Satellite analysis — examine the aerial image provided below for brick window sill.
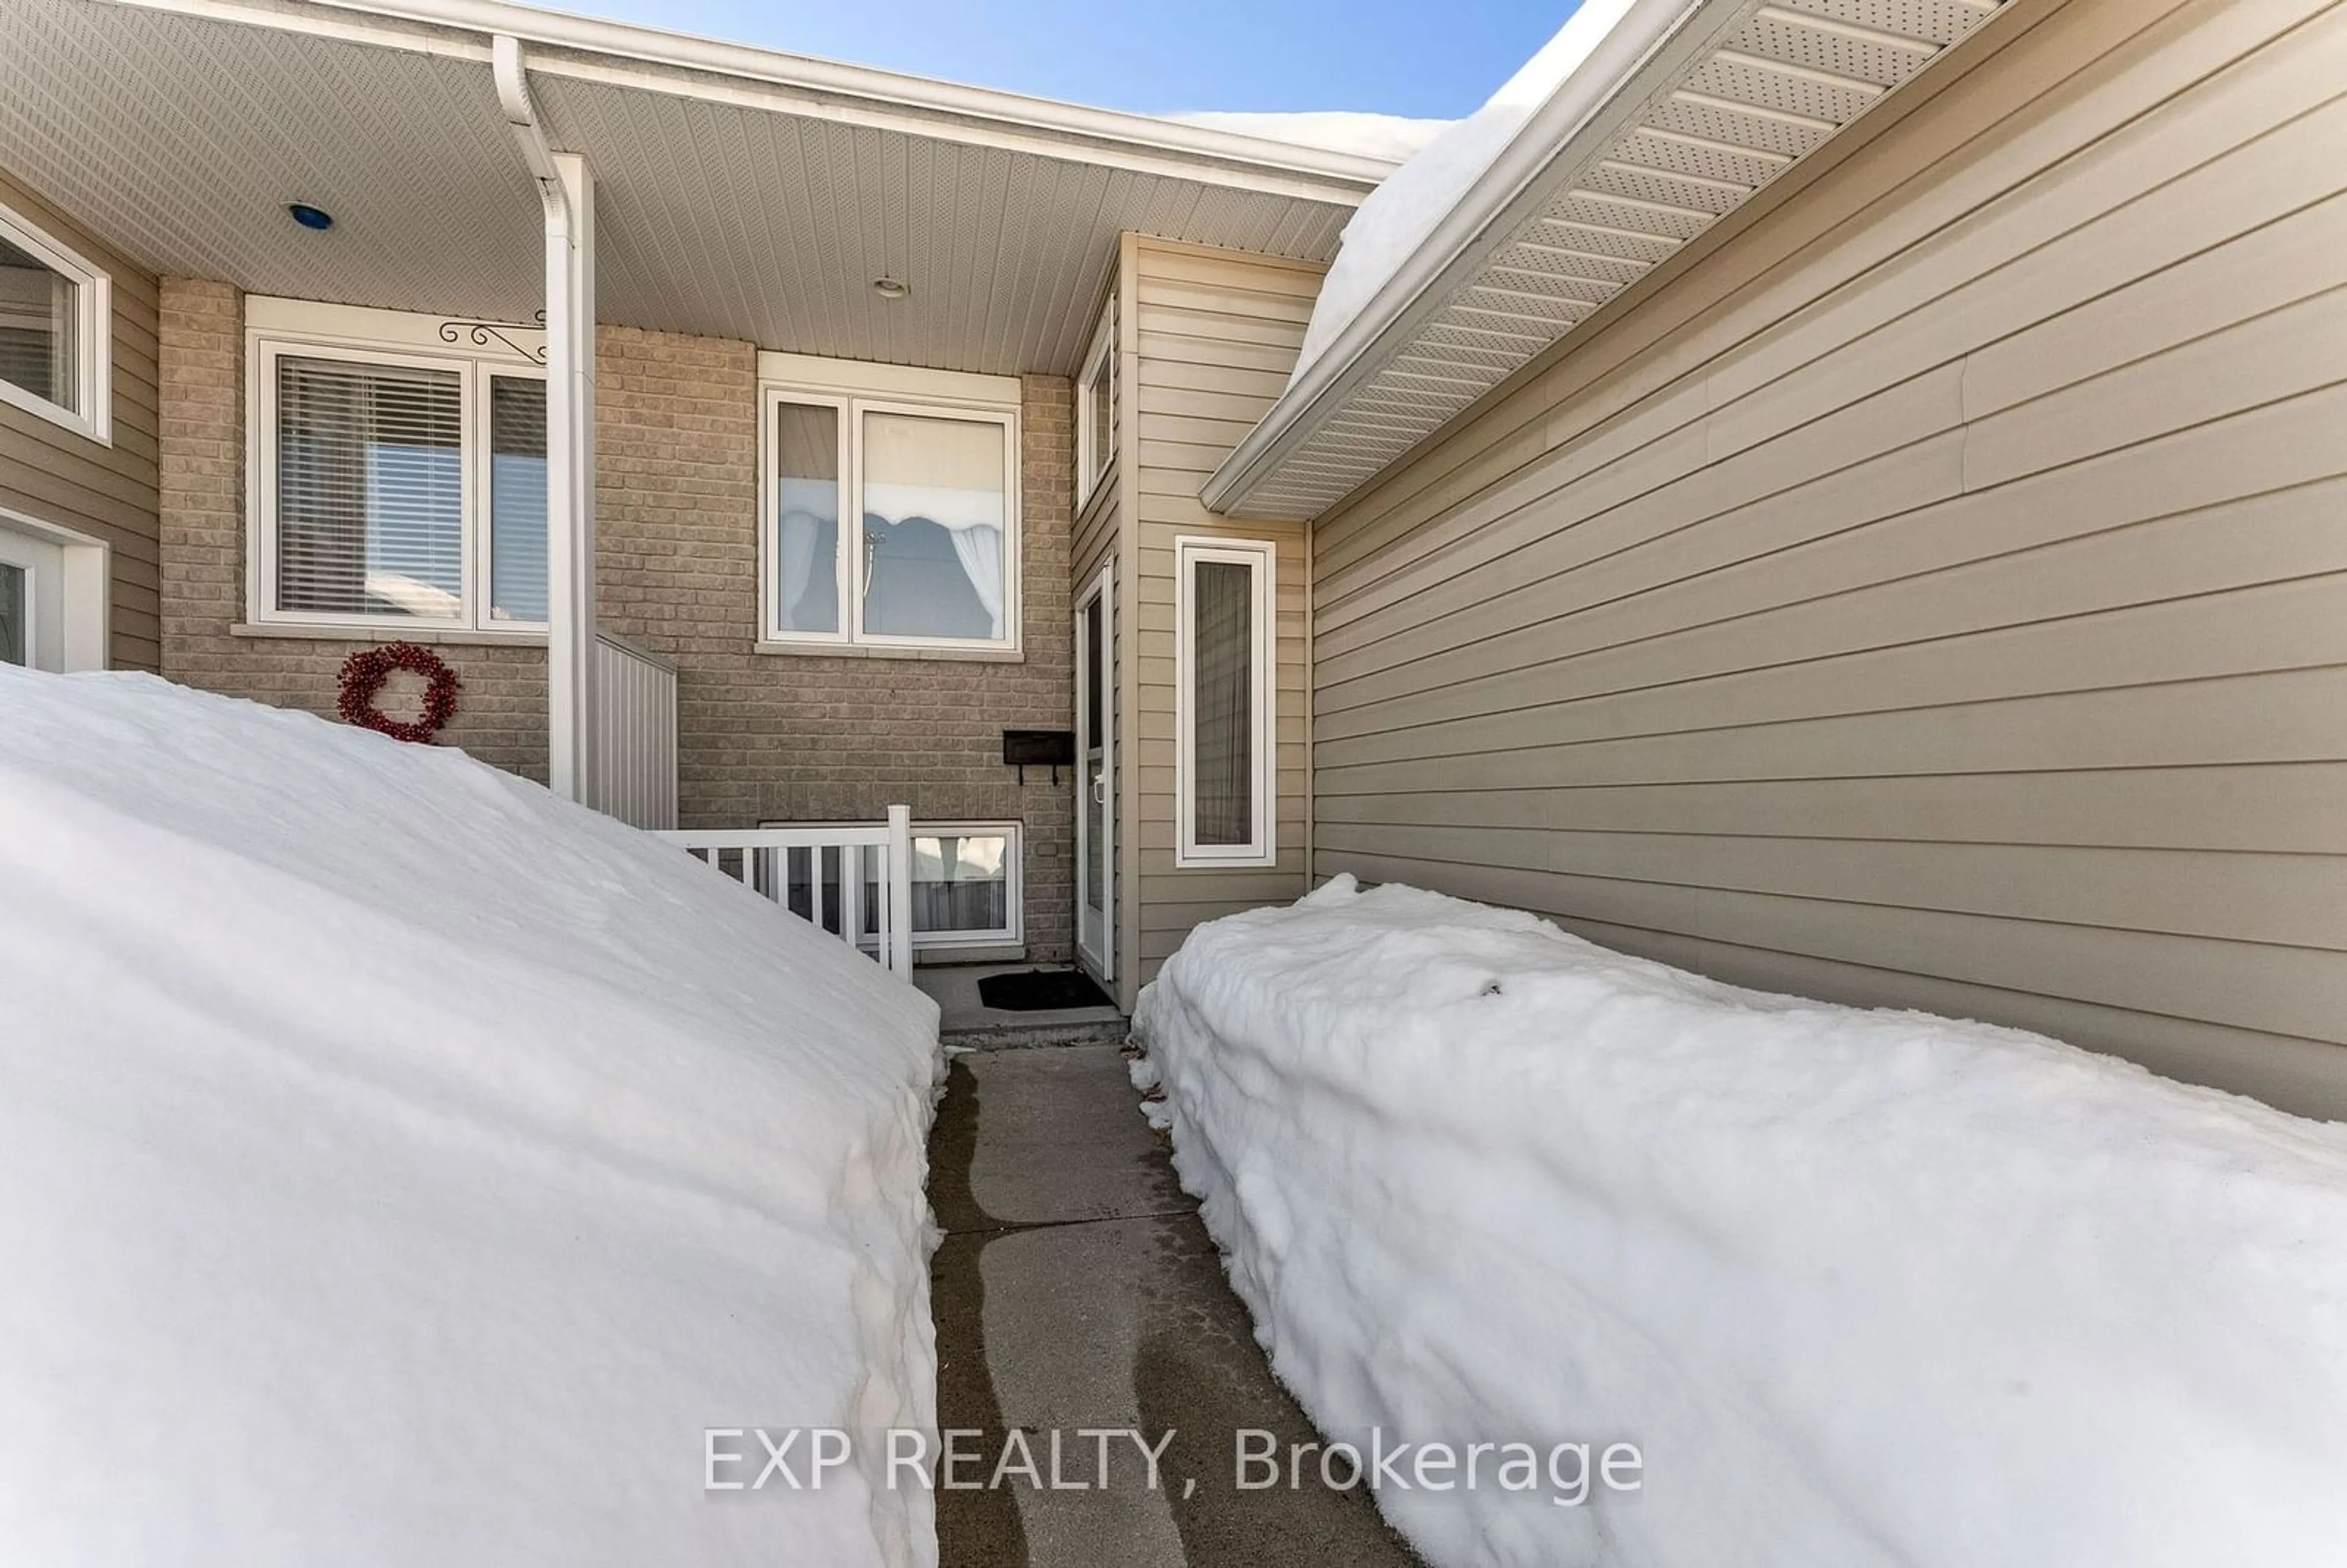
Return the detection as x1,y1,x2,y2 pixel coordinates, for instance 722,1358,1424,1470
753,639,1026,664
231,623,548,647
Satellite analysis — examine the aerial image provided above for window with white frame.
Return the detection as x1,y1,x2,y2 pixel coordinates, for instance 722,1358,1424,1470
249,304,546,632
771,820,1024,950
1076,302,1114,508
899,822,1022,948
1175,535,1275,866
762,356,1021,653
0,200,110,443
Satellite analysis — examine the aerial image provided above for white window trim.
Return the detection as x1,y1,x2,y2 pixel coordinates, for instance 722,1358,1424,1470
763,816,1024,951
0,199,111,445
245,299,548,636
1173,534,1276,868
907,819,1024,951
758,384,850,647
0,504,110,671
1075,301,1114,510
758,357,1023,655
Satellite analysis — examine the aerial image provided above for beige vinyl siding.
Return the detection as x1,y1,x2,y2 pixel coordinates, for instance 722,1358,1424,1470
1308,0,2347,1119
0,165,160,671
1121,236,1318,1008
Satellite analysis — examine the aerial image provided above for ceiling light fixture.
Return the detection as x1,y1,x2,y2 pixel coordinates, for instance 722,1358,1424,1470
872,277,909,301
287,203,335,232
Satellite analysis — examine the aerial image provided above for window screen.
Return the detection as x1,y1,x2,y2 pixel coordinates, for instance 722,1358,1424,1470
1189,557,1256,848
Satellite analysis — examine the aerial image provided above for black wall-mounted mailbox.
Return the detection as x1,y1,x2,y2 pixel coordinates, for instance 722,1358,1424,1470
1003,728,1076,783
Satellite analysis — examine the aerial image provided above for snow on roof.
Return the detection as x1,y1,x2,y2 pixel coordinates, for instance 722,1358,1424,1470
1285,0,1643,386
0,668,940,1564
1167,111,1453,165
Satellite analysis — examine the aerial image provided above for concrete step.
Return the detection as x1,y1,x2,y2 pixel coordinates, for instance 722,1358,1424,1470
918,962,1128,1053
942,1017,1130,1052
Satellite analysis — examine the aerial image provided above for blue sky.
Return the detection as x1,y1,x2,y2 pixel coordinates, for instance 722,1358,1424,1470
555,1,1567,120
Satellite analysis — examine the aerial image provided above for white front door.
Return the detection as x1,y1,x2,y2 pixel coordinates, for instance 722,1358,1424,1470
1074,562,1114,981
0,522,66,671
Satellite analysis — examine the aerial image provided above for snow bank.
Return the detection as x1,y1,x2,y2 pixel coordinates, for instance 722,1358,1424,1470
1170,111,1452,164
1133,876,2347,1568
1287,0,1641,386
0,669,942,1566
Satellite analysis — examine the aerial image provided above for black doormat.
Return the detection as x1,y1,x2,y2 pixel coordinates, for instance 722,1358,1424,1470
977,968,1115,1012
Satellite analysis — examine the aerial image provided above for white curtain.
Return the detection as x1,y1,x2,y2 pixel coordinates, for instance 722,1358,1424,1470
948,523,1007,641
862,409,1007,641
863,480,1007,640
774,477,834,632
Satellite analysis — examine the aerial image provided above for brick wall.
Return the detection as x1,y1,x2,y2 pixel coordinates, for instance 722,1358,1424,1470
159,279,551,775
158,281,1077,963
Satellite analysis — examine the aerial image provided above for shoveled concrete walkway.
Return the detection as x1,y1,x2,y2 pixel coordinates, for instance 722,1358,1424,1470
928,1044,1422,1567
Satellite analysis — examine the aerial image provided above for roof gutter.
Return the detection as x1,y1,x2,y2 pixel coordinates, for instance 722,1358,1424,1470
98,0,1400,198
1200,0,1709,517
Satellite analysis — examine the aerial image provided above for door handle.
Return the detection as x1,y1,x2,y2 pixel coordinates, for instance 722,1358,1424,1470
1092,776,1108,805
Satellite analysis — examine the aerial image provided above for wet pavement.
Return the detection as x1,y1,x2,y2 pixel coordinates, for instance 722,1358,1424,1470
927,1045,1423,1568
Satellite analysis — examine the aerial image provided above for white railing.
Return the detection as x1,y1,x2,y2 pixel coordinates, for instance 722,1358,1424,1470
660,806,916,976
593,632,677,830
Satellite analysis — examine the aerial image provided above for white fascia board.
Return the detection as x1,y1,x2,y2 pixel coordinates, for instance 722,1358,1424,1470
757,351,1020,409
90,0,1397,202
1201,0,1716,518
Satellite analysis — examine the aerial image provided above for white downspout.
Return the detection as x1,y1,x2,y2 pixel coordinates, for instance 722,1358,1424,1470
493,34,597,805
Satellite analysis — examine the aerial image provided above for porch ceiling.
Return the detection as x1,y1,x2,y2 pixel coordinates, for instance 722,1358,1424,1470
0,0,1382,376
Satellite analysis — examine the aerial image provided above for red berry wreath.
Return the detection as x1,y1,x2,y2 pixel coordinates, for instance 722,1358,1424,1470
336,641,461,744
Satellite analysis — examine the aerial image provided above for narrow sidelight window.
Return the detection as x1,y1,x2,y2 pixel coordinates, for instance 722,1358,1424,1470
1076,302,1114,507
1175,535,1274,866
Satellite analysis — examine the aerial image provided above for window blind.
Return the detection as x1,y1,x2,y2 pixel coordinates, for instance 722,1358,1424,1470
0,235,72,410
1191,557,1255,847
275,355,463,618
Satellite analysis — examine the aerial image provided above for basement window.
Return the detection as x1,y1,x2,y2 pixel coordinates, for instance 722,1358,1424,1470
762,356,1022,654
898,822,1021,948
774,820,1024,950
249,303,547,634
1175,535,1276,867
0,200,110,444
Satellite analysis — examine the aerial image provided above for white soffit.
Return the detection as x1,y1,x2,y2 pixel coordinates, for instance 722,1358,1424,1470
0,0,1385,375
1207,0,2013,521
